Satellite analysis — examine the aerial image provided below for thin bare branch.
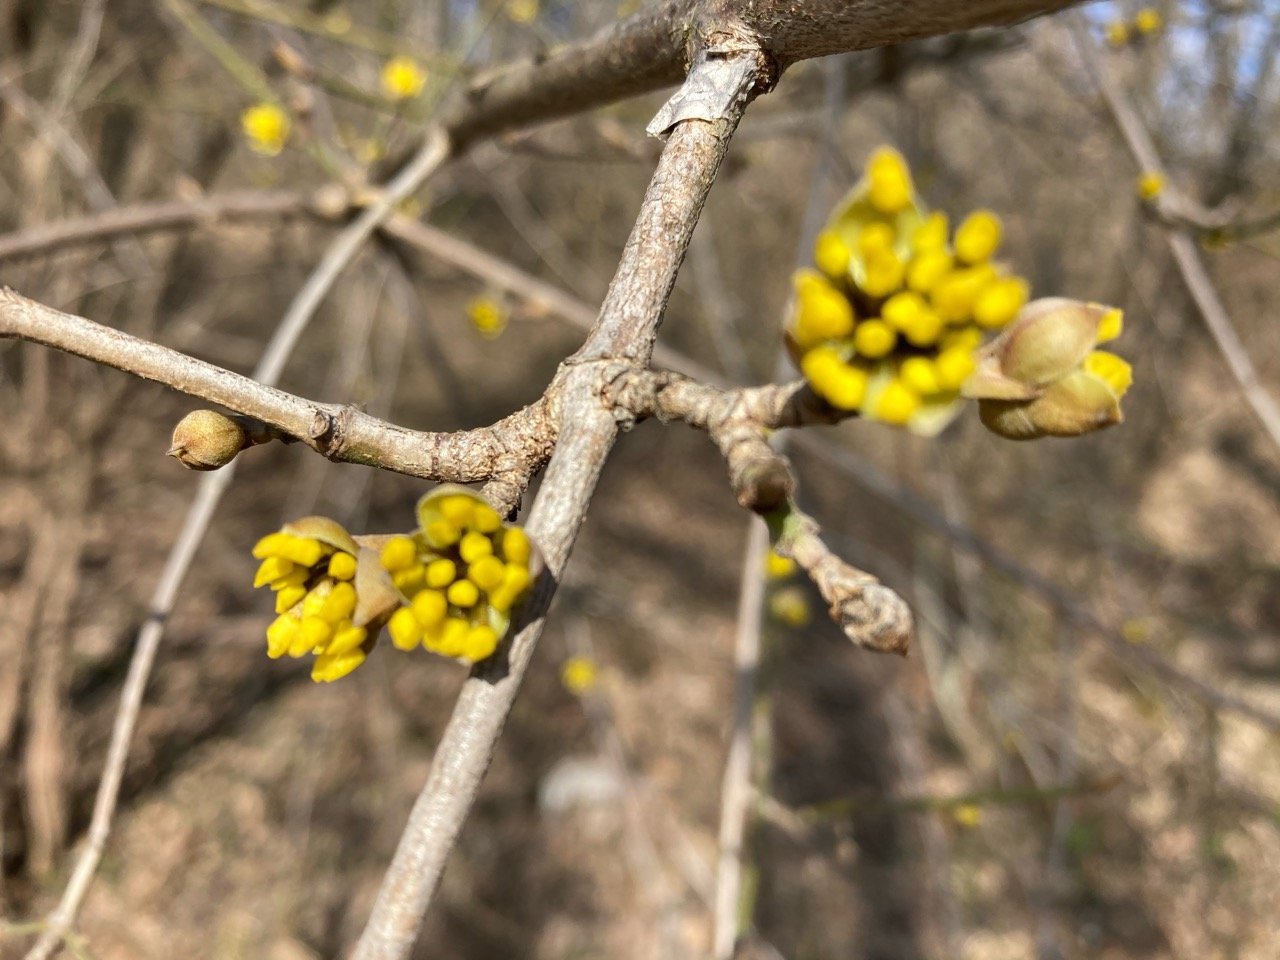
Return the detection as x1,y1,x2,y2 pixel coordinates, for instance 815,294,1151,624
1068,17,1280,454
21,131,453,960
351,52,761,960
0,290,553,484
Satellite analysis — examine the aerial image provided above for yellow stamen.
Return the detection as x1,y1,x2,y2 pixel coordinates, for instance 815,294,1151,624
425,558,457,589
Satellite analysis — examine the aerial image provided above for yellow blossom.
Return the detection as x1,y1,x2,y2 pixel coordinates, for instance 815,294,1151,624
866,147,914,214
467,296,508,339
769,586,812,628
381,55,427,101
1106,20,1130,47
252,517,397,682
764,549,797,580
241,103,290,156
561,656,598,695
1134,8,1162,35
1137,171,1165,201
952,803,982,828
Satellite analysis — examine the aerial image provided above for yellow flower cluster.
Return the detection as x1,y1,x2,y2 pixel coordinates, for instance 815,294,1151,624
380,486,534,663
241,103,289,157
253,517,378,683
1108,8,1162,47
381,55,426,101
789,147,1030,435
763,548,811,628
467,296,508,339
1136,171,1165,201
251,489,536,683
560,656,598,695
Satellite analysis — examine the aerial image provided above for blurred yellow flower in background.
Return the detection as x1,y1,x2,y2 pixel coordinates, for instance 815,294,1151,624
561,656,599,695
381,55,427,101
241,103,289,156
468,296,509,339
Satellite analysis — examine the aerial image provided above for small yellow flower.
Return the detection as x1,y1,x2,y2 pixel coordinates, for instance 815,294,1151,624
1134,8,1162,35
952,803,982,828
1137,171,1165,201
801,347,869,411
814,229,851,280
561,656,598,695
506,0,539,23
853,319,897,359
875,378,922,425
768,586,812,628
953,210,1002,265
467,296,509,339
381,55,427,101
241,103,290,156
866,147,914,215
764,549,797,581
1106,20,1130,47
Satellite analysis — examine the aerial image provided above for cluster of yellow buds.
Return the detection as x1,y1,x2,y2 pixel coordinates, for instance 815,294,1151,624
764,548,811,628
379,486,534,664
789,147,1031,435
1107,7,1162,47
251,488,537,683
253,517,397,683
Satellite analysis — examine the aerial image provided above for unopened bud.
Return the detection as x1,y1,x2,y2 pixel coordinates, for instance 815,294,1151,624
978,369,1123,441
168,409,246,470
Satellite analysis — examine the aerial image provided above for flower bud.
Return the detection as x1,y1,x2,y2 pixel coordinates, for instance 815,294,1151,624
979,368,1123,440
168,410,247,470
969,298,1110,392
964,298,1132,441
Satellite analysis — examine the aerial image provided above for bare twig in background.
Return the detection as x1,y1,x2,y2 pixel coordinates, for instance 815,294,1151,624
20,131,451,960
711,517,770,959
1069,17,1280,454
0,75,150,278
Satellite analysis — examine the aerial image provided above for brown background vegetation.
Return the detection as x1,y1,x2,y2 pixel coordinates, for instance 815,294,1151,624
1,1,1278,958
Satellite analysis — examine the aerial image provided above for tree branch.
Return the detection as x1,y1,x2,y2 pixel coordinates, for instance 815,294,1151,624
1068,16,1280,455
0,289,555,485
350,51,761,960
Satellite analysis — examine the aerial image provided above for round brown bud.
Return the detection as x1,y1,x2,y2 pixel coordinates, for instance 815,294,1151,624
168,410,247,470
